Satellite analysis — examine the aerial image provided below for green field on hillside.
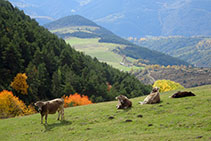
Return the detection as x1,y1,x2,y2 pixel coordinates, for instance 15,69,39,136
66,37,142,71
51,26,100,34
1,85,211,140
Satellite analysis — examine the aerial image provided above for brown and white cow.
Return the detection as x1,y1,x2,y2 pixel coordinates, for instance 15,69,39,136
34,98,64,124
139,87,160,105
170,91,196,98
116,95,132,109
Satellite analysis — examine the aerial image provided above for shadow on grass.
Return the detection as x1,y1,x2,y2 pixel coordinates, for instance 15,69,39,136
44,120,72,132
123,107,132,112
116,107,132,113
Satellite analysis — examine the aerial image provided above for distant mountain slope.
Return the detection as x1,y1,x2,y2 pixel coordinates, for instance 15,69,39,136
132,36,211,67
45,15,99,30
132,67,211,88
44,15,133,45
10,0,211,37
114,45,189,66
44,15,189,67
0,0,152,104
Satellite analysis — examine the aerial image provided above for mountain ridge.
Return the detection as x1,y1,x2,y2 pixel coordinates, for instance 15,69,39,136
10,0,211,37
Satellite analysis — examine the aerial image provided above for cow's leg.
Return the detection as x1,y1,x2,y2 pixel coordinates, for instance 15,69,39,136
116,104,122,109
45,114,48,124
41,115,43,124
61,108,64,120
57,110,60,120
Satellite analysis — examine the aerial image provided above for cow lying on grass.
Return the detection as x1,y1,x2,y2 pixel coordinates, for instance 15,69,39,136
170,91,196,98
139,87,160,105
34,98,64,124
116,95,132,109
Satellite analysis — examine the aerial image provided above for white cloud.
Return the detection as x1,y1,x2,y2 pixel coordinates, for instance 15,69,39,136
71,9,76,13
79,0,92,6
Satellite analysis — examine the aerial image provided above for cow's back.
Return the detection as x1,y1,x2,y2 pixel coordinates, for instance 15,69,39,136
143,92,160,104
47,99,64,114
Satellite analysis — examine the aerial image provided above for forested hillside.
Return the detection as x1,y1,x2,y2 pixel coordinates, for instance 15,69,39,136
113,46,189,66
131,36,211,67
0,0,151,104
44,15,189,67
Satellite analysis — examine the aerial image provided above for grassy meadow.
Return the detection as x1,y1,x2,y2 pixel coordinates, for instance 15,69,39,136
0,85,211,141
66,37,142,71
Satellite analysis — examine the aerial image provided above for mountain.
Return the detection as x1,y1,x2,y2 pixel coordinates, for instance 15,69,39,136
0,0,152,104
10,0,211,37
44,15,189,67
44,15,133,45
130,36,211,67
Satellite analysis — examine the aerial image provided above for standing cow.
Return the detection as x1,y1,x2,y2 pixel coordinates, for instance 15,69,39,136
34,98,64,124
139,87,160,105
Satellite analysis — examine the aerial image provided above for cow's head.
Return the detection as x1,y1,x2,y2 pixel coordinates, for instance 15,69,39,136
34,101,45,112
188,91,195,96
116,95,128,104
152,87,159,93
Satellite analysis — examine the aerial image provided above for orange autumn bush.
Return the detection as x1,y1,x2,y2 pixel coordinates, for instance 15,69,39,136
0,90,36,118
64,93,92,107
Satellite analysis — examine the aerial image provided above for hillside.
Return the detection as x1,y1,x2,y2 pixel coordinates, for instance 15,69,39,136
44,15,133,45
0,0,151,104
131,36,211,67
0,85,210,140
44,15,189,67
132,67,211,88
10,0,211,37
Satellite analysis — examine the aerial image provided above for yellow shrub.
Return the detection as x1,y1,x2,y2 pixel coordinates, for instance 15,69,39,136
153,80,184,93
0,90,36,118
10,73,29,95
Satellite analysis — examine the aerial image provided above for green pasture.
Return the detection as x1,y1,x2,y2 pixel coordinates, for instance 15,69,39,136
51,26,100,34
0,85,211,140
66,37,142,71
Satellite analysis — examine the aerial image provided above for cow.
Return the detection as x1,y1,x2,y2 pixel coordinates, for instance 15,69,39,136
34,98,64,124
139,87,160,105
116,95,132,109
170,91,196,98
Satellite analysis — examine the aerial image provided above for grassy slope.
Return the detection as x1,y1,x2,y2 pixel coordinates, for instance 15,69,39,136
66,37,142,71
0,85,211,141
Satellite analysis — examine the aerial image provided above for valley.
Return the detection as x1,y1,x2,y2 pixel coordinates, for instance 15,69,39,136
45,15,190,71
